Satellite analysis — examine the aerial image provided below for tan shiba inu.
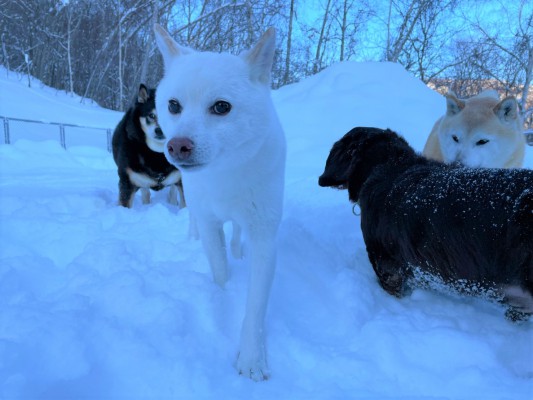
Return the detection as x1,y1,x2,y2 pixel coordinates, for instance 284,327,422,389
423,90,525,168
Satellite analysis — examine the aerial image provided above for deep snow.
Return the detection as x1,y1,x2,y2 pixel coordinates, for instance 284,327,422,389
0,63,532,399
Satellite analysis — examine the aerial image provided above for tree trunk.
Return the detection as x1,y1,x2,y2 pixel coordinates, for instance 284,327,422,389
283,0,295,84
118,8,123,111
139,0,159,86
520,44,532,111
315,0,332,73
340,0,348,61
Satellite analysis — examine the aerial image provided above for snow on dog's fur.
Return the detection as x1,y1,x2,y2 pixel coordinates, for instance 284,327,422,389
154,25,285,380
319,127,533,320
423,90,525,168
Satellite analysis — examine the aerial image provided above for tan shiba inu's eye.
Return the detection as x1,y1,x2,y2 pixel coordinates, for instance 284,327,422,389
168,99,182,115
211,101,231,115
452,135,459,143
476,139,489,146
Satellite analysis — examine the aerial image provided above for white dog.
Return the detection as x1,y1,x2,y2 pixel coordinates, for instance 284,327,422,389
154,25,286,381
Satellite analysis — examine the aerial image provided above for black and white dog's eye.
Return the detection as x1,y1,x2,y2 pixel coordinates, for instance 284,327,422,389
476,139,489,146
452,135,459,143
168,99,182,115
211,101,231,115
148,113,156,120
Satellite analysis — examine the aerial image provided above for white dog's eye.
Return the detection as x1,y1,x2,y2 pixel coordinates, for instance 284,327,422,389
168,99,182,115
211,101,231,116
476,139,489,146
452,135,459,143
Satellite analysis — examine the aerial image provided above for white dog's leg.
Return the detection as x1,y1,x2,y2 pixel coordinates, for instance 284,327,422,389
197,220,229,287
177,183,186,209
167,184,178,206
230,222,243,259
236,231,277,381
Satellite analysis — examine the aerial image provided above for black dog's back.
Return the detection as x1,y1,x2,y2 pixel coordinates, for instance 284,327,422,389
372,165,532,287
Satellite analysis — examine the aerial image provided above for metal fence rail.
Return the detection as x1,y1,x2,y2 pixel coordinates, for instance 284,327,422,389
2,115,533,151
1,115,114,152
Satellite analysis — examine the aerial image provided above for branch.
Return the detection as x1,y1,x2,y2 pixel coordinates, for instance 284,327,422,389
173,3,246,37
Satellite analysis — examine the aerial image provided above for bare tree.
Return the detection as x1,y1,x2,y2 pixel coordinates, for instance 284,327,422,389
398,0,459,83
314,0,333,73
139,0,160,86
457,0,532,118
334,0,371,63
283,0,295,84
55,1,84,96
386,0,431,62
3,0,528,117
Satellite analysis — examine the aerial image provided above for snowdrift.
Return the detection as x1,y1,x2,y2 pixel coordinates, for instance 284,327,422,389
0,63,532,399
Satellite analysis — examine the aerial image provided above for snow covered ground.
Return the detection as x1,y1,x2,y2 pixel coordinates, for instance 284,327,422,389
0,63,532,399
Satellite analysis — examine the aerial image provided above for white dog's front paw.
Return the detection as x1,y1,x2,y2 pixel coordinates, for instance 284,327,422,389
236,353,270,381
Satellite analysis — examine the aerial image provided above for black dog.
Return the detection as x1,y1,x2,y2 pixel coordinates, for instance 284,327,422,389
112,84,185,208
319,127,533,320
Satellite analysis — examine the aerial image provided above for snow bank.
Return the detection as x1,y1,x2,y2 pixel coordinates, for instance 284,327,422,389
0,62,532,399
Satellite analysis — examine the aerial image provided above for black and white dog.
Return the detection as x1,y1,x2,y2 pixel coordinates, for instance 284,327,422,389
112,84,185,208
319,127,533,320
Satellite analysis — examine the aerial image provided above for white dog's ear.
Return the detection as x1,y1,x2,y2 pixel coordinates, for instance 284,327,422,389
154,24,192,66
445,93,465,116
494,97,518,122
242,28,276,85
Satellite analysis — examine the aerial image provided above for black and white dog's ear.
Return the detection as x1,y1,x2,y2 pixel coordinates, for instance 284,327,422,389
137,84,149,104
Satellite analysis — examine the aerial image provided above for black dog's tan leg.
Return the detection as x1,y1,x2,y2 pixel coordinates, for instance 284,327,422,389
141,188,151,204
118,176,138,208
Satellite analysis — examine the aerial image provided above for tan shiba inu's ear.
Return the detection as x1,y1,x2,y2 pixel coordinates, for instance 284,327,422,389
154,24,187,66
242,28,276,85
445,93,465,116
494,97,518,123
446,89,457,97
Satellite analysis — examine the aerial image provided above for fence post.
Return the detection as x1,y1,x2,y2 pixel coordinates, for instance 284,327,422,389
59,124,66,149
3,117,9,144
107,129,113,153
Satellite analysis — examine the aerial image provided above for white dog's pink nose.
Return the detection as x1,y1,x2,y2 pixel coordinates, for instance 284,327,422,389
167,137,194,161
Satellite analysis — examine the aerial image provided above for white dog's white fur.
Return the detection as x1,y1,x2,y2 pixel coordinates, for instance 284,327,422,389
154,25,286,381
